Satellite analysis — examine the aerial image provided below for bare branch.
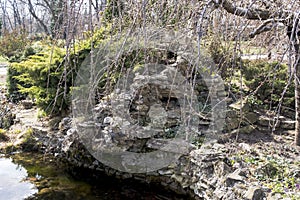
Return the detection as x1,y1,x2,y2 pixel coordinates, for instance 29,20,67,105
27,0,50,34
213,0,285,20
249,19,285,38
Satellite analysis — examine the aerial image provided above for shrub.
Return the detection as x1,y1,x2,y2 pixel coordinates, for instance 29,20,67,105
8,44,67,115
242,60,294,107
7,26,109,115
0,29,30,59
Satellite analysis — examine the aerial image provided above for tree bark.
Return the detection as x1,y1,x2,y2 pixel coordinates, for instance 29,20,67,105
294,40,300,146
287,17,300,146
295,57,300,146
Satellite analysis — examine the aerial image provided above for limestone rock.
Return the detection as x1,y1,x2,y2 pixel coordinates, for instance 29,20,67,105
267,193,283,200
229,98,250,112
257,116,280,128
226,169,245,186
214,189,226,199
225,115,240,131
244,187,265,200
280,120,295,130
245,112,259,124
238,143,251,152
230,125,256,135
103,116,113,124
21,100,33,109
58,117,72,132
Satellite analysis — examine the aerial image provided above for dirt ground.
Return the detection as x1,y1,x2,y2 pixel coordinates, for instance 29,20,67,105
0,65,7,84
0,74,6,83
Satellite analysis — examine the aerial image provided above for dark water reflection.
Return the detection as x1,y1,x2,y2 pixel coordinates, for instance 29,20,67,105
0,153,187,200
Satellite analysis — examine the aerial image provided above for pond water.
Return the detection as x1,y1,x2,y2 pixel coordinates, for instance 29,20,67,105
0,153,186,200
0,156,37,199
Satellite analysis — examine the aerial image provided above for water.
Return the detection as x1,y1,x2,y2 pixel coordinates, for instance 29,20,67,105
0,156,37,199
0,153,186,200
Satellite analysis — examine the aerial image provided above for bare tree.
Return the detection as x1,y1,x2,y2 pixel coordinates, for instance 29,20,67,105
211,0,300,145
26,0,50,34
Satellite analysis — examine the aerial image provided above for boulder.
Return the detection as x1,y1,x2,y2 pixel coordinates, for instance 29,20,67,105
21,100,33,109
244,187,266,200
280,120,295,130
245,112,259,124
226,169,245,187
229,98,250,112
257,115,278,127
230,125,256,135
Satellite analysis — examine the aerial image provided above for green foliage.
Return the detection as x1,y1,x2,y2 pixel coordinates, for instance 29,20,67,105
246,94,263,107
7,26,109,115
9,44,69,115
37,109,47,119
79,24,111,49
23,127,33,141
7,42,46,102
7,64,26,101
256,158,299,198
242,60,294,107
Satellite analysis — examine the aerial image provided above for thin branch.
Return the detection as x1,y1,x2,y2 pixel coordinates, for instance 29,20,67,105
249,19,285,38
213,0,288,20
27,0,50,34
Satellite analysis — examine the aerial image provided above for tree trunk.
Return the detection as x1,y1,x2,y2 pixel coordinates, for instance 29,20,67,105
295,44,300,146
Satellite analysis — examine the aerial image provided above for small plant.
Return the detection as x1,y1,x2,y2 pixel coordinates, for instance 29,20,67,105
12,129,21,135
23,128,34,142
247,94,263,107
37,109,47,119
0,128,8,141
232,153,300,199
19,127,39,152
